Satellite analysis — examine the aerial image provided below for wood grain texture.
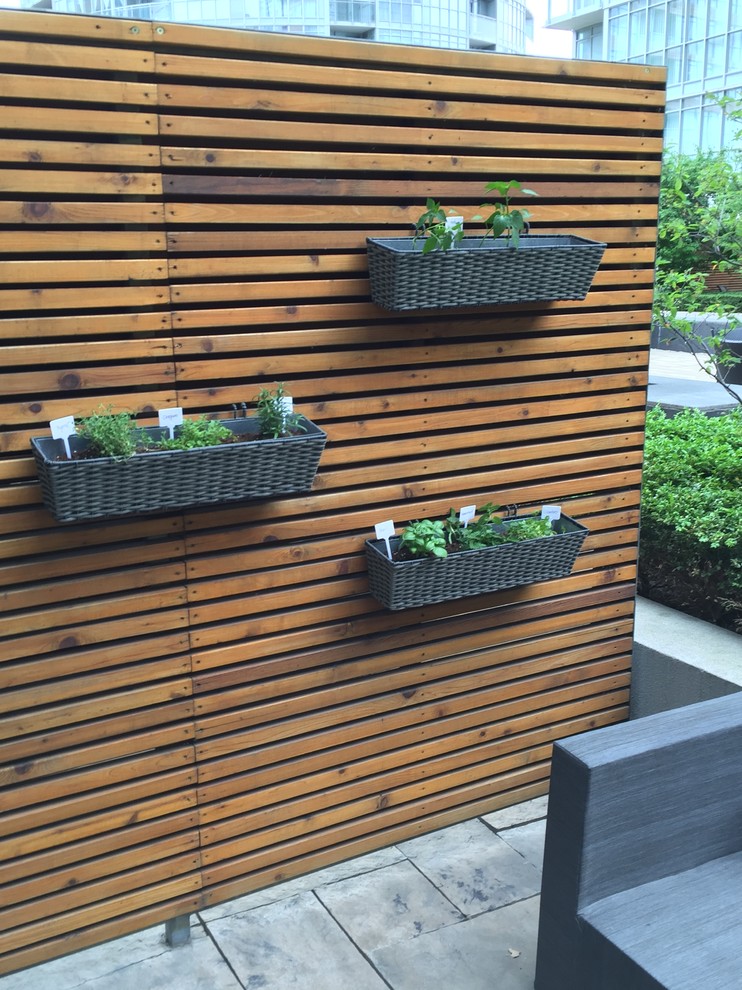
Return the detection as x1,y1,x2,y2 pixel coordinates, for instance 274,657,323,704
0,7,662,975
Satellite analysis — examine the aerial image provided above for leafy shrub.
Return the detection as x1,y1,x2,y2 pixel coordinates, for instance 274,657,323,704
639,407,742,631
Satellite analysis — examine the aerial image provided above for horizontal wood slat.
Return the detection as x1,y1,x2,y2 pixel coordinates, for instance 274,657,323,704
0,6,662,976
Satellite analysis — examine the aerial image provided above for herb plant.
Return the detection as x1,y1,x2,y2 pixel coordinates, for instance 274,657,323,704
400,519,448,558
411,180,538,253
399,504,554,559
413,199,465,254
158,416,232,450
476,180,538,248
256,382,306,439
77,407,141,459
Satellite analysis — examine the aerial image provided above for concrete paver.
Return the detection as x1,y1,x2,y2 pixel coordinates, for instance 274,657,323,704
205,891,389,990
398,818,542,917
369,895,540,990
315,859,465,951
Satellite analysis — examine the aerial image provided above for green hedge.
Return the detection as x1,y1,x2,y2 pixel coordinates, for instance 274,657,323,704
638,407,742,633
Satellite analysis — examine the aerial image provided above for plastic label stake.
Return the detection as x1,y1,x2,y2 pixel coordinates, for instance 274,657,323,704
541,505,562,522
159,407,183,440
50,415,76,459
375,519,395,560
459,504,476,528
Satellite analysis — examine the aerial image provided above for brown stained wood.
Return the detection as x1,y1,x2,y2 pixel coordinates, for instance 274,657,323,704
152,17,664,86
0,655,192,717
0,769,198,850
157,115,662,154
200,743,549,860
0,679,193,740
0,587,187,639
0,38,155,74
0,260,167,288
0,721,194,788
2,362,174,394
0,805,198,888
193,623,633,728
162,146,661,177
0,851,201,933
1,73,155,106
173,311,649,354
0,831,199,911
0,202,164,225
0,231,166,256
173,331,647,379
0,105,158,136
0,389,179,434
0,893,203,979
1,746,195,814
0,699,196,766
189,579,637,679
166,225,656,253
199,778,553,907
0,140,160,170
0,561,186,615
0,874,201,957
163,202,656,227
154,52,665,108
199,684,628,843
0,170,161,196
198,689,629,806
1,339,173,369
200,761,553,886
0,12,661,974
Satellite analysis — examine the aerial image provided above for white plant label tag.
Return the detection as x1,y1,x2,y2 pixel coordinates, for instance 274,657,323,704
159,407,183,439
446,215,464,232
541,505,562,522
280,396,294,414
459,504,476,528
375,519,395,560
50,415,76,459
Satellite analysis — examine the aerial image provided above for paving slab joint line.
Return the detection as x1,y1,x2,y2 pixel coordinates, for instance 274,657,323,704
309,890,396,990
197,914,248,990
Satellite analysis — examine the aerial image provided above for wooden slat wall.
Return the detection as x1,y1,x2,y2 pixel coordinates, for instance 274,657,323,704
0,9,665,975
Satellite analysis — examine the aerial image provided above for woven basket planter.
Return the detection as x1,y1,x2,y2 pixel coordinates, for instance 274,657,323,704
31,416,327,523
365,513,588,610
366,235,606,311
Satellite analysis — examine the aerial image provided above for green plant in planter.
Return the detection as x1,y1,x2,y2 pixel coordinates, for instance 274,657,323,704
401,505,554,559
411,180,538,253
158,416,232,450
400,518,449,558
477,180,538,248
256,382,307,439
413,199,465,254
77,407,142,459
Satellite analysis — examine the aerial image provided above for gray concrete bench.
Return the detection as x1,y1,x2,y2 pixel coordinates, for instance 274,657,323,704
534,690,742,990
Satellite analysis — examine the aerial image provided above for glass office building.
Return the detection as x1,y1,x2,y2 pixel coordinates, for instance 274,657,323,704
547,0,742,150
24,0,529,53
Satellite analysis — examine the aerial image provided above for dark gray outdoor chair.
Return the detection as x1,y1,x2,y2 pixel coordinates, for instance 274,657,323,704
534,690,742,990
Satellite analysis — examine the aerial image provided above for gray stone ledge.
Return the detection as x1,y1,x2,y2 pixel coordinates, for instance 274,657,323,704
631,596,742,719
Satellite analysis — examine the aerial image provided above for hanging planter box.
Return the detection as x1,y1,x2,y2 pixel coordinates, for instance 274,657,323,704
365,513,588,610
366,235,606,311
31,416,327,523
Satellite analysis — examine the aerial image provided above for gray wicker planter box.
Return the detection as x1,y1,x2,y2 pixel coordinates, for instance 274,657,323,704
31,416,326,523
365,513,588,610
366,235,606,311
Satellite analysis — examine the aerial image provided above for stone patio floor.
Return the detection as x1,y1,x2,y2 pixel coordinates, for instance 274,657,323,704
0,797,548,990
